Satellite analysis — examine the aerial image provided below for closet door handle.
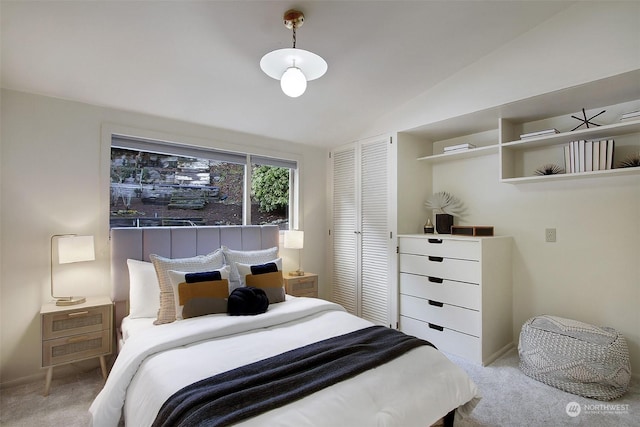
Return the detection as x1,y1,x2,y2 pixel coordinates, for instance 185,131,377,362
427,239,443,244
428,323,444,331
428,256,444,262
428,276,443,284
428,300,444,307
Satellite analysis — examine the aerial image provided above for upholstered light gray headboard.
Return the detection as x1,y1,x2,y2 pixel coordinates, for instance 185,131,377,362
110,225,280,325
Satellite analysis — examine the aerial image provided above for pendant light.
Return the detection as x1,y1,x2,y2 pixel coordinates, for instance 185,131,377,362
260,10,327,98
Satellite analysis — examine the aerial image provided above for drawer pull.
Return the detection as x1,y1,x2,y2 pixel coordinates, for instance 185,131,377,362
428,256,444,262
428,300,444,307
66,335,90,343
428,323,444,331
427,239,443,244
67,311,90,317
428,276,443,284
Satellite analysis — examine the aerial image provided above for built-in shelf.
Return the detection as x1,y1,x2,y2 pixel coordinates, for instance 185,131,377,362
500,115,640,182
417,144,498,163
404,70,640,184
501,119,640,150
501,165,640,184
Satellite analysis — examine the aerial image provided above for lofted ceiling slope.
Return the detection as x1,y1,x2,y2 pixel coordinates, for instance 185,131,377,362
1,1,574,147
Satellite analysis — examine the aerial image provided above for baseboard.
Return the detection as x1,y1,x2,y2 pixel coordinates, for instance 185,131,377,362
483,342,515,366
0,359,102,390
0,372,45,390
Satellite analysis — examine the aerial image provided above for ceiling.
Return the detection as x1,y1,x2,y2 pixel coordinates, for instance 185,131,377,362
1,1,574,148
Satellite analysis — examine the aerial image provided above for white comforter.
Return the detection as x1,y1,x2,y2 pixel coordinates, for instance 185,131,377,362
90,298,480,427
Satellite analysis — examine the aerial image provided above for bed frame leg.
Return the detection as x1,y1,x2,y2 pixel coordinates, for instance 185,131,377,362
443,409,455,427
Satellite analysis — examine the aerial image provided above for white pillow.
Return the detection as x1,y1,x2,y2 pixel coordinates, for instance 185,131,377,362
167,266,230,320
221,246,279,291
150,250,225,324
127,259,160,319
236,258,283,288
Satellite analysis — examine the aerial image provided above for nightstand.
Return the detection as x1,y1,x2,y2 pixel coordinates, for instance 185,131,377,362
40,296,113,395
283,273,318,298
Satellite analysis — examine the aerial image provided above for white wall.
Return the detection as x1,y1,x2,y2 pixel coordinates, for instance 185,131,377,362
0,90,327,385
433,155,640,373
369,1,640,136
362,2,640,372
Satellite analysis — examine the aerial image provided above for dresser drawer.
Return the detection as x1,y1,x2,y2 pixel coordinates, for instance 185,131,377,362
42,305,111,340
399,237,480,260
399,272,480,310
42,329,111,367
400,294,480,337
400,316,481,362
399,254,480,283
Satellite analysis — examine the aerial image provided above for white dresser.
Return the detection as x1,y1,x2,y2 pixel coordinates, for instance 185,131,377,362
398,234,512,365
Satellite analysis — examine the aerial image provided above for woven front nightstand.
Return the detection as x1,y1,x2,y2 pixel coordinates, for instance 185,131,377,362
40,296,113,395
283,273,318,298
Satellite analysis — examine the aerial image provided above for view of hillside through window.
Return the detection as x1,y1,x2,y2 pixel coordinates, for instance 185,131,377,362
110,148,289,228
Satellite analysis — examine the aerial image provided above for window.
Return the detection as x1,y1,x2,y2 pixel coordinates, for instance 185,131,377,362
250,156,296,228
110,136,296,229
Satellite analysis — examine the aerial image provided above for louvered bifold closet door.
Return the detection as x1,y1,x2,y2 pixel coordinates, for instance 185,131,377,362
360,138,390,326
331,147,358,315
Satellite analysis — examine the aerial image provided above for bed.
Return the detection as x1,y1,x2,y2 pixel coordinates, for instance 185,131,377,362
89,225,480,427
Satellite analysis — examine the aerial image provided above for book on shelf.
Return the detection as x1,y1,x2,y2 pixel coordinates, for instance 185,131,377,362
606,139,615,170
520,128,559,139
592,140,600,171
565,139,615,173
569,142,576,173
564,145,571,174
620,110,640,120
599,140,607,170
577,140,585,172
585,140,593,172
443,143,476,152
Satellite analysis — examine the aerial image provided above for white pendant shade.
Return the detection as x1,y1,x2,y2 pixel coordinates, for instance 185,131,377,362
260,10,327,97
260,48,327,82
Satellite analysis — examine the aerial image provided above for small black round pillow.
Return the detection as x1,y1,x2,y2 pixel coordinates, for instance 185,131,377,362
227,286,269,316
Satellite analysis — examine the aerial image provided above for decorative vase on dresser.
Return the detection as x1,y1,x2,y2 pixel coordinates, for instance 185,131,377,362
398,234,512,366
435,214,454,234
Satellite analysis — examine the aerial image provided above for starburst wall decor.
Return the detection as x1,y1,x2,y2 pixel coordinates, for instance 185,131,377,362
571,108,606,131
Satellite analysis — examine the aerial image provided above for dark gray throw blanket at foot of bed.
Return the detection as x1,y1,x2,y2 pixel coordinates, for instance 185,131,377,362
152,325,434,427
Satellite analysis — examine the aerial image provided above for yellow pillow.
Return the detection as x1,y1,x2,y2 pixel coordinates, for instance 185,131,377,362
178,280,229,305
177,279,229,319
245,271,285,303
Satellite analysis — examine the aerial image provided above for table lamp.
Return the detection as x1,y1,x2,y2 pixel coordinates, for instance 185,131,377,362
283,230,304,276
50,234,95,306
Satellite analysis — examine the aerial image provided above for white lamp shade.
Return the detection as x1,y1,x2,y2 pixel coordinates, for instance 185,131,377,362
284,230,304,249
280,67,307,97
260,48,327,82
58,235,95,264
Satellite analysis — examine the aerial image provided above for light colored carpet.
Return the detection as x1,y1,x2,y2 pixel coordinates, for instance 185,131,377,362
0,368,104,427
448,349,639,427
0,350,637,426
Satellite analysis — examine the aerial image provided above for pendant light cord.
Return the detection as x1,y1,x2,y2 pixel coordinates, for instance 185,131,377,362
292,25,297,48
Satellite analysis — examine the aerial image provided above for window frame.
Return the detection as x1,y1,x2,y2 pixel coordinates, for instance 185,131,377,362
101,125,301,232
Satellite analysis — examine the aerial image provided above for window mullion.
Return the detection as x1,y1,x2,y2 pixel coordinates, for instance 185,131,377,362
244,156,252,225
